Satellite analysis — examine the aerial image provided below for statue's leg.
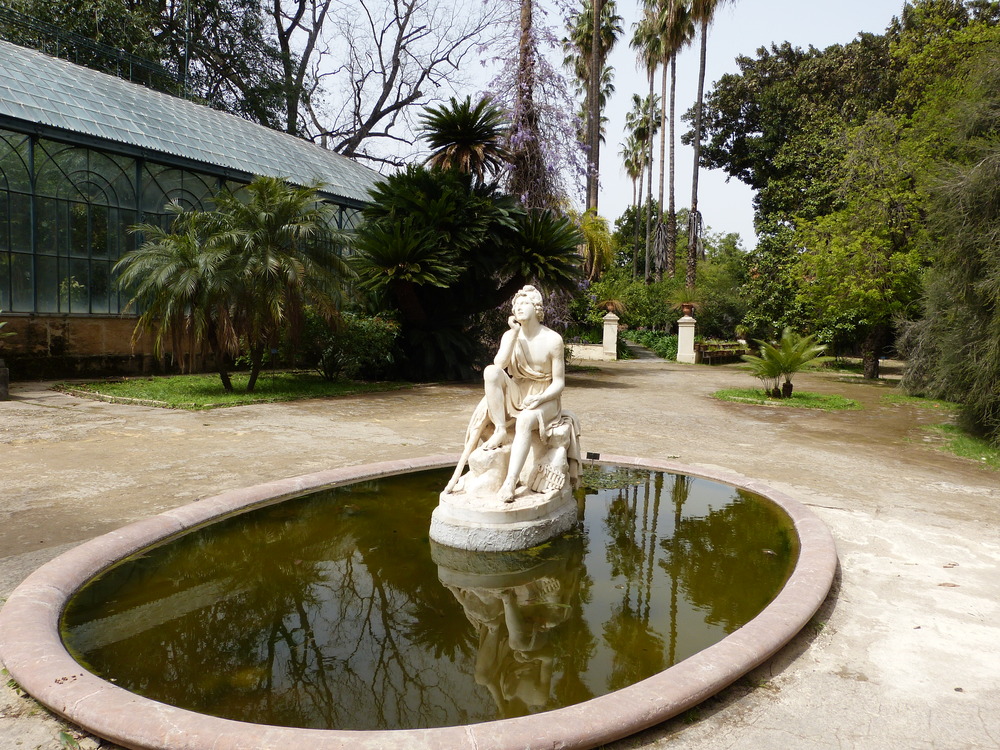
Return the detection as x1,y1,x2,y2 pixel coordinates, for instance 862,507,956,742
481,364,510,450
499,409,538,502
445,398,489,492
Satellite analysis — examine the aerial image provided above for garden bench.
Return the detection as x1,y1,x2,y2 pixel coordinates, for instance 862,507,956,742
695,342,748,365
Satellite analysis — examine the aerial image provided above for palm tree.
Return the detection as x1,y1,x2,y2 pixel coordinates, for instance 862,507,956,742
687,0,734,289
213,177,352,392
419,96,511,185
562,0,623,211
572,208,615,281
623,93,659,277
631,9,665,281
119,179,350,393
619,134,644,217
652,0,694,279
118,204,239,390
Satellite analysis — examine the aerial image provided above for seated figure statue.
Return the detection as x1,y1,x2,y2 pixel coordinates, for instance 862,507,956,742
445,285,580,503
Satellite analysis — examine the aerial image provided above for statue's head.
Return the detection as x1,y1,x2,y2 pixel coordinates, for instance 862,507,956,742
513,285,545,322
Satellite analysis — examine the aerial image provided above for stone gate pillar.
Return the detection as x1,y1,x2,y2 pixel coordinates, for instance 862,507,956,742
677,314,697,364
602,313,620,360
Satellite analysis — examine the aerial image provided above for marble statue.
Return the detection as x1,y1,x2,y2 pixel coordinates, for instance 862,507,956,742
445,285,581,503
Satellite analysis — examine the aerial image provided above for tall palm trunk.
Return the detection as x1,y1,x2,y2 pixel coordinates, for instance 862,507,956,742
511,0,550,208
687,17,709,290
633,153,645,279
666,55,677,278
656,53,673,281
644,70,655,282
587,0,604,211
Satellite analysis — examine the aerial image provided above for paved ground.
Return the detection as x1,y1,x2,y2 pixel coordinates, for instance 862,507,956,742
1,356,998,750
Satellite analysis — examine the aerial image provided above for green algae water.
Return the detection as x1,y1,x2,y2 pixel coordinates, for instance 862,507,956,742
61,465,798,731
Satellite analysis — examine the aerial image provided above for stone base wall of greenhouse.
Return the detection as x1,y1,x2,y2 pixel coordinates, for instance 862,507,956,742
0,314,195,380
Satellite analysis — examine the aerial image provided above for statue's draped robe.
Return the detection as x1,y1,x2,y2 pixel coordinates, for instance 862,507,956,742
461,336,582,489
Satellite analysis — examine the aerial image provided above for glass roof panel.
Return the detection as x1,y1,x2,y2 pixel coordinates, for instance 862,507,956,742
0,40,381,205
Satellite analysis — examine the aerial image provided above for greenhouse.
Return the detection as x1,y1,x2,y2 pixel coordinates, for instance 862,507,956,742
0,39,380,376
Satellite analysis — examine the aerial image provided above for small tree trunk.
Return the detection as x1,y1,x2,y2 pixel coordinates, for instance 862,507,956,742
246,345,265,393
207,324,233,392
782,381,793,399
861,324,890,380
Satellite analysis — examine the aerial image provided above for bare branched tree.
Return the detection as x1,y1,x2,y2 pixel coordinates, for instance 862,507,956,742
274,0,508,166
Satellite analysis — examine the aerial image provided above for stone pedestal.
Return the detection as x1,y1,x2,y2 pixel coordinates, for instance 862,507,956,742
430,483,578,552
677,315,697,364
602,313,620,359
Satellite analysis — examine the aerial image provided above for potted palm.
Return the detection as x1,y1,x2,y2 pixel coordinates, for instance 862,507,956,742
668,287,701,317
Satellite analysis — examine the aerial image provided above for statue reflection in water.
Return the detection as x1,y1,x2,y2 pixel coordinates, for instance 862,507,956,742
433,542,582,717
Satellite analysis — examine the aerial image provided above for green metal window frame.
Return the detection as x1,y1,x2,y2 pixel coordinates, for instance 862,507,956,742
0,126,365,316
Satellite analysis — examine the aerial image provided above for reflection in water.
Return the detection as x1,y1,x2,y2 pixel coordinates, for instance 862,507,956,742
61,466,797,731
433,540,583,718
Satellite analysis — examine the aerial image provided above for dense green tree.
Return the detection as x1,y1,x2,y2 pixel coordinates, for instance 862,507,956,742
901,22,1000,444
691,0,997,380
792,114,927,378
693,34,896,221
2,0,165,74
4,0,296,128
351,166,582,379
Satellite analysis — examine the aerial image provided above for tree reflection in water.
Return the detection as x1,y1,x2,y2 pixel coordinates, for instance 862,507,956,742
62,466,796,731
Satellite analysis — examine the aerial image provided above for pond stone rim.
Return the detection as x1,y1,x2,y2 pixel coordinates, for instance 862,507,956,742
0,454,838,750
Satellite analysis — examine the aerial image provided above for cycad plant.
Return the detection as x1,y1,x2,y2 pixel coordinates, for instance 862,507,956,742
743,327,830,398
419,96,510,186
350,164,581,380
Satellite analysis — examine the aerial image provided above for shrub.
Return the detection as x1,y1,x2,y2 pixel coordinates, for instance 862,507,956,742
301,310,400,381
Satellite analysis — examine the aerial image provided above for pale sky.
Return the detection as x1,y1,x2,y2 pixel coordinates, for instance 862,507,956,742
599,0,908,248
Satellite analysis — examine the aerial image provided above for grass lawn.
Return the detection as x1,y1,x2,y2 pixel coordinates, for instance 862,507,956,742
880,392,959,410
712,388,861,411
927,424,1000,470
882,392,998,470
57,371,412,410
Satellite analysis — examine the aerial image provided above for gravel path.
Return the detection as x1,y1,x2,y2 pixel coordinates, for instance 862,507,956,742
1,358,997,750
